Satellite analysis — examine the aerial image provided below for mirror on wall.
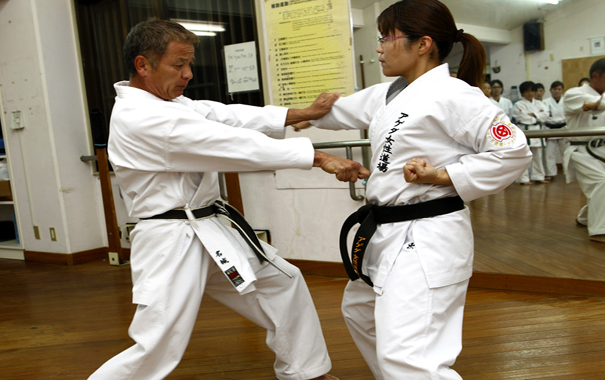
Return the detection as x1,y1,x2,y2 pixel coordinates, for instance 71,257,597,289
350,0,605,283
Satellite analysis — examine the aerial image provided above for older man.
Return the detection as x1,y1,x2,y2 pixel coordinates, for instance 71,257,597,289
88,19,368,380
563,58,605,243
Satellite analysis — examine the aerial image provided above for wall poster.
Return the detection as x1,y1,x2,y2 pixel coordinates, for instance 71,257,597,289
261,0,356,108
224,41,260,94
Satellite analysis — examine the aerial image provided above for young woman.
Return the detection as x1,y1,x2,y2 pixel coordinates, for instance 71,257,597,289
297,0,531,378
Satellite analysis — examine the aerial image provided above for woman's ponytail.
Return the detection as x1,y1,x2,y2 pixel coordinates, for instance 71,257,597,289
456,33,486,88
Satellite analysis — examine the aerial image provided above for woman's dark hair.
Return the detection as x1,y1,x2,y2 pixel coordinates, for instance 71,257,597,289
519,81,536,95
550,80,564,90
123,19,199,77
377,0,486,87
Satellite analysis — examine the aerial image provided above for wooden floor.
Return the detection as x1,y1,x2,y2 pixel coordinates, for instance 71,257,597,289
470,173,605,281
2,259,605,379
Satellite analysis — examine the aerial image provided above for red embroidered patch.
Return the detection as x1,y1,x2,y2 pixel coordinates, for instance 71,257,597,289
490,123,513,142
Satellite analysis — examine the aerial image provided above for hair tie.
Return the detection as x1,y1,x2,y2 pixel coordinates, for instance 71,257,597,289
454,29,464,43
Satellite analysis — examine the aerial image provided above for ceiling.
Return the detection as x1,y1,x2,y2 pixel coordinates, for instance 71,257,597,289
349,0,578,31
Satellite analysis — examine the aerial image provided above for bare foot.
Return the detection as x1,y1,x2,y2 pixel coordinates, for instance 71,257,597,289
310,375,340,380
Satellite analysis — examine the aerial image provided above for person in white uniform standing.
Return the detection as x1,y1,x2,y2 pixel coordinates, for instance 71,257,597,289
87,20,371,380
295,1,531,378
562,58,605,243
542,81,568,180
512,81,549,185
490,79,513,117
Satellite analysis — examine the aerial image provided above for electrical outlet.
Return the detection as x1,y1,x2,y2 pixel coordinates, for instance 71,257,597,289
33,226,40,239
49,227,57,241
108,252,120,266
119,223,137,242
11,110,24,130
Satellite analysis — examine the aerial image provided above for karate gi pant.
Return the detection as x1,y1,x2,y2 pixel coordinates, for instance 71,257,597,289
517,146,545,183
341,246,468,380
544,138,568,177
570,149,605,237
88,237,331,380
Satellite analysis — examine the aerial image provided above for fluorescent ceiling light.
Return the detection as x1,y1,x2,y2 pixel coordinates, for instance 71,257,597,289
192,31,217,37
537,0,559,4
175,21,225,33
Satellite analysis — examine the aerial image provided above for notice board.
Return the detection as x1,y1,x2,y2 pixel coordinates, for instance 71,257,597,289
261,0,356,108
224,41,260,94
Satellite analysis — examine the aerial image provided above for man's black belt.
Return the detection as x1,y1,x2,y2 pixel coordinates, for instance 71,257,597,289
545,122,566,129
570,139,605,163
142,200,267,264
339,196,465,287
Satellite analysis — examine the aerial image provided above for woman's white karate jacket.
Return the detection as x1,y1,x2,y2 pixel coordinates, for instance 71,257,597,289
312,64,532,291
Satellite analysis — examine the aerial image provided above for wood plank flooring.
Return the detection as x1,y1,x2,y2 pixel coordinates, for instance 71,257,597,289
470,173,605,281
2,259,605,379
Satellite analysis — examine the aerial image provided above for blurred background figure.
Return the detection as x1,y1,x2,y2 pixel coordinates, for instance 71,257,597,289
512,81,549,185
481,80,492,97
490,79,513,117
542,80,568,181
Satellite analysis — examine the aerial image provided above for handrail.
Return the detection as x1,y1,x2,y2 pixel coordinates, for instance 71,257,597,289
80,127,605,202
313,126,605,201
522,126,605,138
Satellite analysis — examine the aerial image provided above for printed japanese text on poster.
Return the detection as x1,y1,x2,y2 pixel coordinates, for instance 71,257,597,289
264,0,355,108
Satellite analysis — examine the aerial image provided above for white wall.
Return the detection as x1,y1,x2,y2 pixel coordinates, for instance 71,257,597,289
353,3,383,89
0,0,106,254
491,0,605,96
2,0,601,262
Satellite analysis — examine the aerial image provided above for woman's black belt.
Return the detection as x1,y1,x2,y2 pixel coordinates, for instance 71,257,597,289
339,196,465,287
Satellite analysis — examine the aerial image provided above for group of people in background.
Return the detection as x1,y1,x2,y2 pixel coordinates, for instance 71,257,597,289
482,79,567,185
482,62,605,244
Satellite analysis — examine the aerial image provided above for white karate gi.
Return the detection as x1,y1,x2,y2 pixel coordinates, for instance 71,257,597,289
88,81,332,380
542,96,569,177
562,83,605,237
512,98,548,182
312,64,531,379
490,96,513,117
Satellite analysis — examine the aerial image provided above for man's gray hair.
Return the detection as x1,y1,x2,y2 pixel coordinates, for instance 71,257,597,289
123,19,199,77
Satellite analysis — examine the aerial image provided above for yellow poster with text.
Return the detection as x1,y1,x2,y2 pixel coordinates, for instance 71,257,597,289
264,0,355,108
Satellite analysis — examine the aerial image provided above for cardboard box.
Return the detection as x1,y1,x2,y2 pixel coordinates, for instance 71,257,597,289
0,180,12,201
